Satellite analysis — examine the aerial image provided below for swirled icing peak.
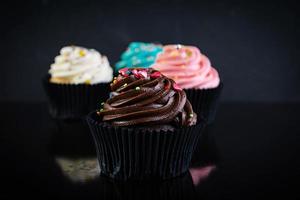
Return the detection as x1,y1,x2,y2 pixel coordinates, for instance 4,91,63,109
152,45,220,89
115,42,163,71
96,68,197,127
49,46,113,84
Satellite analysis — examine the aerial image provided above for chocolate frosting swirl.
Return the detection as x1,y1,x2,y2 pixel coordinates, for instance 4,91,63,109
97,68,197,127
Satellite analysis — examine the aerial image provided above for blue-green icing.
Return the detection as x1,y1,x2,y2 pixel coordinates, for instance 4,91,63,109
115,42,163,71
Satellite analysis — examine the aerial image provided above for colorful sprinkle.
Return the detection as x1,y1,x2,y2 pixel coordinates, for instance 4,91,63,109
96,111,100,115
123,83,128,87
173,83,182,91
150,71,161,78
100,108,104,112
113,80,117,84
176,44,182,50
119,68,129,76
189,113,194,118
139,70,148,78
101,102,104,106
135,86,141,90
79,50,86,57
132,69,148,79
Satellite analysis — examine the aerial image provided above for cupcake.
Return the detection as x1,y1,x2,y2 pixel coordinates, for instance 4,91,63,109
152,44,223,124
86,68,206,180
115,42,162,72
43,46,113,119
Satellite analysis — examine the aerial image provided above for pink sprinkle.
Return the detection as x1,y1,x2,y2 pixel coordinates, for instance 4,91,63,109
132,69,141,78
150,71,161,78
173,83,182,91
119,68,129,76
139,70,148,78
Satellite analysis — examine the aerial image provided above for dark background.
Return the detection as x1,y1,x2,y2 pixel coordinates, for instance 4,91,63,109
1,1,300,199
1,0,299,102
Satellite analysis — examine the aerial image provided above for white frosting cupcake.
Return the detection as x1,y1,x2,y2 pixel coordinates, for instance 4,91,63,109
49,46,113,84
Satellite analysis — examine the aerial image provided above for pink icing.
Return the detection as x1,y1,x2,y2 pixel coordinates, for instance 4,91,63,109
152,45,220,89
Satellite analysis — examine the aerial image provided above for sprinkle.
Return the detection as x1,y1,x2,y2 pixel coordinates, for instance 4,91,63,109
132,69,139,77
114,77,117,80
176,44,182,50
135,86,141,90
101,102,104,106
132,69,147,79
139,70,148,78
119,68,129,76
189,113,194,118
173,83,182,91
123,83,128,87
186,50,192,57
150,71,161,79
79,50,86,57
100,108,104,112
113,80,117,84
96,111,100,115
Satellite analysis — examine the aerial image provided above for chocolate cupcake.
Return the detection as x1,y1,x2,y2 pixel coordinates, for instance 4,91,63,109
86,68,206,180
43,46,113,119
152,44,223,124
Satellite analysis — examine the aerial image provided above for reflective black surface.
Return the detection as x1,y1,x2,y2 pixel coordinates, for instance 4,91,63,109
1,102,299,199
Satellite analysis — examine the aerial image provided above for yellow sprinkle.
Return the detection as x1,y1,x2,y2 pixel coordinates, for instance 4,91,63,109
79,50,86,57
113,80,117,84
186,50,192,57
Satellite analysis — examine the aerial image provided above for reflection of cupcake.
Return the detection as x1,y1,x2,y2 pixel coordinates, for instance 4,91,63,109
115,42,162,71
86,68,206,180
152,45,222,124
43,46,113,119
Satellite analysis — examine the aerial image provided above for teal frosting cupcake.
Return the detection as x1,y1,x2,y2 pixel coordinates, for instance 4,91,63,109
115,42,163,71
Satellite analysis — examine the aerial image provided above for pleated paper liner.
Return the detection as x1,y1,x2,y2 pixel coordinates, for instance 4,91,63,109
43,75,110,120
86,112,206,181
185,83,223,124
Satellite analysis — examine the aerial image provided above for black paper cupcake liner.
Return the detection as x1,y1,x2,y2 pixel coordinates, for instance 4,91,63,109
185,83,223,124
43,75,110,119
86,112,206,180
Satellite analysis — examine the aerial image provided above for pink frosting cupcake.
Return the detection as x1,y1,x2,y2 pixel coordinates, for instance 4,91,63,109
152,44,223,124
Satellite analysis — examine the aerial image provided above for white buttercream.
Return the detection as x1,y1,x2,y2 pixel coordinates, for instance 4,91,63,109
49,46,113,84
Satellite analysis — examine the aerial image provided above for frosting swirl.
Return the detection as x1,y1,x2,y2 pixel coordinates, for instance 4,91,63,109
49,46,113,84
152,45,220,89
115,42,163,71
97,68,197,127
